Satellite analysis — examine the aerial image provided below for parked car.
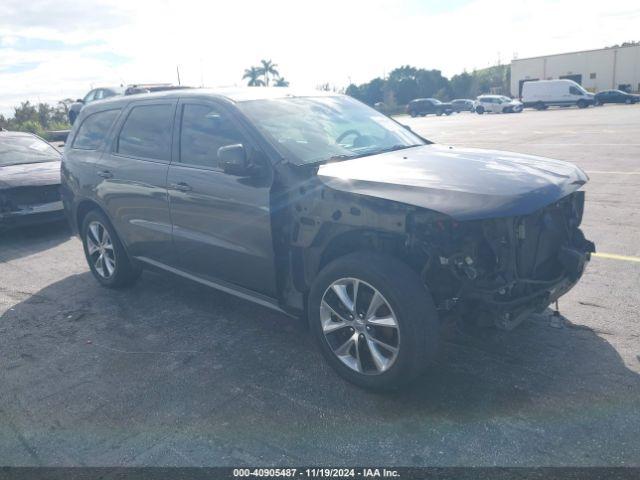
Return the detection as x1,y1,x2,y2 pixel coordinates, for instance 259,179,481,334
68,84,191,124
474,95,523,114
61,89,594,390
451,99,475,112
68,86,125,124
521,79,595,110
406,98,453,117
0,129,63,228
594,89,640,105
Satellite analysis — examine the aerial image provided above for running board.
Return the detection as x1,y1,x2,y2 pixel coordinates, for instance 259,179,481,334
135,256,291,316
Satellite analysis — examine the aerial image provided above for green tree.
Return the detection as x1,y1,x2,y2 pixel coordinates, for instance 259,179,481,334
243,67,265,86
37,103,53,129
450,72,473,99
274,77,289,87
13,101,38,125
258,59,279,86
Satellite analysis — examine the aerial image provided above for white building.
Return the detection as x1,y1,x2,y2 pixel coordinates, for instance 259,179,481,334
510,44,640,97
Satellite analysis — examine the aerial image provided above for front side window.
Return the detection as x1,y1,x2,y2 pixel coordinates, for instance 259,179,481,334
72,109,120,150
570,84,587,95
0,135,59,166
116,104,174,161
237,96,425,166
179,104,247,169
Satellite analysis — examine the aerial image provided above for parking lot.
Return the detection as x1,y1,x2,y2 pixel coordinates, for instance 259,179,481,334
1,104,639,466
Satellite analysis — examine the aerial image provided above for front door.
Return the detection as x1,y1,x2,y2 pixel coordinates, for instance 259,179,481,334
167,100,277,296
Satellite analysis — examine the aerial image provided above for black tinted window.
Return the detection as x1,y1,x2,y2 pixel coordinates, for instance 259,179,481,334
73,109,120,150
179,104,246,168
117,104,174,161
569,86,582,95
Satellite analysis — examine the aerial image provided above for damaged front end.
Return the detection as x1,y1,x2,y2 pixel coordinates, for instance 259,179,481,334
409,191,595,330
0,184,64,228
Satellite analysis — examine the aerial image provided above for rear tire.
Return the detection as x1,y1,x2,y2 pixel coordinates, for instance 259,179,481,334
535,101,546,110
476,106,485,114
308,252,439,391
81,210,141,288
409,110,417,118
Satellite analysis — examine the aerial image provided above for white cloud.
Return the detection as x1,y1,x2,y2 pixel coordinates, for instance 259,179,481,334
1,0,639,115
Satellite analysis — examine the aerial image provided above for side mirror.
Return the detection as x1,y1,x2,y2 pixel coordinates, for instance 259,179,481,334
76,99,84,104
218,144,249,176
403,124,413,132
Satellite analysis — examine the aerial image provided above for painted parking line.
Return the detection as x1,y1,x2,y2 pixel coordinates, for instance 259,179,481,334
593,252,640,263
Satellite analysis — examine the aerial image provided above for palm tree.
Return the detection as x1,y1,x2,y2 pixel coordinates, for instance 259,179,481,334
243,67,265,86
274,77,289,87
258,59,279,86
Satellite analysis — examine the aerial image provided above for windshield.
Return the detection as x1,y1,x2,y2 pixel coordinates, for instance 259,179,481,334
0,135,60,167
236,96,426,165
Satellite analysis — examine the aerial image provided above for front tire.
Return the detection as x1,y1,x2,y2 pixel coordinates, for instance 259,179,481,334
476,106,485,114
81,210,141,288
308,252,439,390
625,98,632,104
577,99,588,109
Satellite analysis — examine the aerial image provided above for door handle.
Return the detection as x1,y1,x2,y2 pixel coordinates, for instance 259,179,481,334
169,182,192,192
97,170,113,179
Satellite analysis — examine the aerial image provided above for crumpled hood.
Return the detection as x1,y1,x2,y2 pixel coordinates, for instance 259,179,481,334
0,161,61,190
317,144,588,220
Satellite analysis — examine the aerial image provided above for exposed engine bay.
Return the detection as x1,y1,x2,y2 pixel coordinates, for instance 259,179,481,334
409,191,595,329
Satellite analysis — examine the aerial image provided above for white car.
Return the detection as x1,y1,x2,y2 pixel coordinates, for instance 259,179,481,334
474,95,523,114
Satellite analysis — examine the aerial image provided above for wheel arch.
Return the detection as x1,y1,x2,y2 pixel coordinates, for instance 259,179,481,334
293,226,412,297
75,199,107,233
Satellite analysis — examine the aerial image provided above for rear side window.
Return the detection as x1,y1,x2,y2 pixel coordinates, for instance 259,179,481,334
73,109,120,150
117,104,174,161
179,104,247,169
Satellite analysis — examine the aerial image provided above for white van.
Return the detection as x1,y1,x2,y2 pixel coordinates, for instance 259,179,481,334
521,79,595,110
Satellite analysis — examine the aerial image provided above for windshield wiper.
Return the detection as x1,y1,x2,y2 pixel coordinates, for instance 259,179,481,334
325,153,361,163
372,144,422,154
305,144,423,167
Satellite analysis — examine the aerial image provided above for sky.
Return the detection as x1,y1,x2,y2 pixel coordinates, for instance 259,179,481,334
1,0,639,115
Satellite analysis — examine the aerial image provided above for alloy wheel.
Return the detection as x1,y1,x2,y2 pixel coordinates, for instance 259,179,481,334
86,221,116,278
320,278,400,375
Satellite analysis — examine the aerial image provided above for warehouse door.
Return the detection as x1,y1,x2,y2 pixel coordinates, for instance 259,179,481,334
560,74,583,85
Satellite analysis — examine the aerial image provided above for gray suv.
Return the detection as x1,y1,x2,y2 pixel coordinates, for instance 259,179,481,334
61,88,594,390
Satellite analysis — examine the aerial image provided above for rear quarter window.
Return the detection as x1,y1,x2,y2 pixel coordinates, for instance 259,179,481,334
72,109,121,150
116,104,174,161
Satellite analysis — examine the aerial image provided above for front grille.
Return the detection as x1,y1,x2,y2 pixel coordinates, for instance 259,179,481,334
0,185,61,211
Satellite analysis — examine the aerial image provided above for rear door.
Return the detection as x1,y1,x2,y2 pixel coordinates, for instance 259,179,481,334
96,99,178,265
167,99,277,295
